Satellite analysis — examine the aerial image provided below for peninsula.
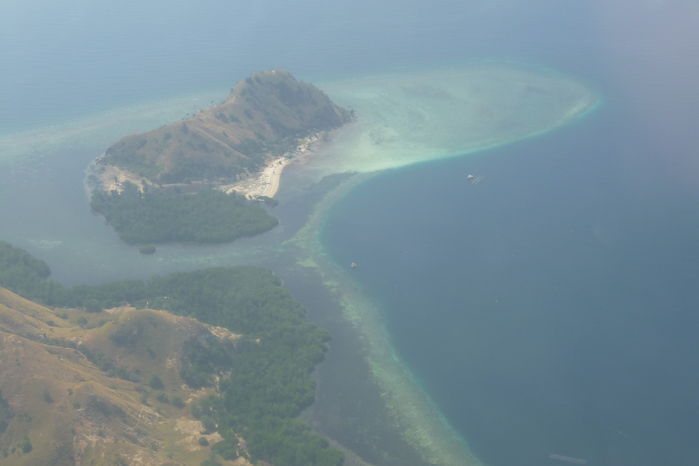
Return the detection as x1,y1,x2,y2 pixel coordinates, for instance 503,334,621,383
88,70,352,244
0,241,343,465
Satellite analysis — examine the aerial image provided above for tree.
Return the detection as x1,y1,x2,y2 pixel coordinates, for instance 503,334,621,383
149,375,164,390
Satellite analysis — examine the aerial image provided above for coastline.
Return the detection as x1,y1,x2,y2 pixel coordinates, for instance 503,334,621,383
220,135,321,199
285,173,484,466
221,129,343,199
220,156,289,198
252,71,600,201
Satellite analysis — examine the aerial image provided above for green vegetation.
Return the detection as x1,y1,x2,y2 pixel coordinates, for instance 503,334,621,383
0,241,67,305
0,244,342,465
78,346,140,381
148,375,164,390
171,396,185,409
42,388,54,404
19,435,32,454
180,333,236,389
200,458,221,466
0,391,13,434
90,184,278,244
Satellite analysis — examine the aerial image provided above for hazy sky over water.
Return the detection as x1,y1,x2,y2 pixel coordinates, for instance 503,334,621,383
3,0,698,189
2,0,697,133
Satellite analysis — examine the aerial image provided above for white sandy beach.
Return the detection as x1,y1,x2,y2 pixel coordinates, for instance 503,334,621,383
221,133,323,199
221,157,290,198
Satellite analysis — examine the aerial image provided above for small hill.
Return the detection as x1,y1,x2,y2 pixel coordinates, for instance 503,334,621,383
86,70,352,245
97,70,352,185
0,288,249,466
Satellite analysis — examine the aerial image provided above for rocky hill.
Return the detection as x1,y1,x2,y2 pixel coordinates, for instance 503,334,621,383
0,288,248,466
96,70,352,186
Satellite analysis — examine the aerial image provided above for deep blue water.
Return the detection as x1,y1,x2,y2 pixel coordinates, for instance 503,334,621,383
323,106,699,465
321,3,699,465
4,1,699,465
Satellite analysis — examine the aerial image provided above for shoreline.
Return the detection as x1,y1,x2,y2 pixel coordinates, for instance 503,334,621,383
285,173,484,466
221,156,290,198
222,128,346,199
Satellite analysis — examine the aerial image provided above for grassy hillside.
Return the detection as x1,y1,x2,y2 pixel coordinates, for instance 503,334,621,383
0,288,245,466
0,241,343,465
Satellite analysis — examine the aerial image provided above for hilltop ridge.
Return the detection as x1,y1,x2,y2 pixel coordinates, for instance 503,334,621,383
86,70,352,245
95,70,352,187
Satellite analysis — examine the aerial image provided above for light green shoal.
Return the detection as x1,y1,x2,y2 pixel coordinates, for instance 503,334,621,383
302,61,599,179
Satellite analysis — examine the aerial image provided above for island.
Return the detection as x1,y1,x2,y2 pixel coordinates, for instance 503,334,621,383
87,70,353,245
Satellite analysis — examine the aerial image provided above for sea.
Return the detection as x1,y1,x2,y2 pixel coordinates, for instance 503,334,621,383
2,1,699,465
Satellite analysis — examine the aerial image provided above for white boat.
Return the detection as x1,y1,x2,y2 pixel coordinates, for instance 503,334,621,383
466,173,483,184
